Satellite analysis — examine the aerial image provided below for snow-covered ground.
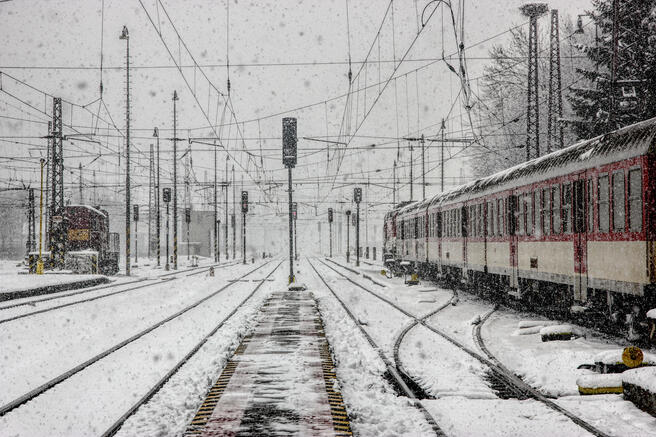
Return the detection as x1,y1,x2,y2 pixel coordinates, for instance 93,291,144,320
323,256,656,436
3,255,655,436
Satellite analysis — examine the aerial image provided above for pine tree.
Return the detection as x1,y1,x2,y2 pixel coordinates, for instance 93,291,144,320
568,0,656,139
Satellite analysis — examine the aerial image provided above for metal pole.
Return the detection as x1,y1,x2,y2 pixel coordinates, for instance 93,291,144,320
356,204,360,267
288,167,294,283
224,157,229,261
155,129,161,267
148,144,153,259
165,202,170,271
421,134,425,200
134,212,138,264
38,159,45,274
294,215,298,261
232,165,235,259
409,142,414,201
78,162,83,204
187,212,190,261
214,141,218,262
242,211,246,264
173,90,178,270
122,27,131,276
217,219,221,261
609,0,618,128
329,220,332,258
346,213,350,263
441,119,445,192
393,161,397,206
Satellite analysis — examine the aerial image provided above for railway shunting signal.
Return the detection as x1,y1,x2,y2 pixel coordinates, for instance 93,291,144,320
283,117,297,283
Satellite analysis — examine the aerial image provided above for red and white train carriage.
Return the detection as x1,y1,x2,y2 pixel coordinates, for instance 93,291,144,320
384,118,656,334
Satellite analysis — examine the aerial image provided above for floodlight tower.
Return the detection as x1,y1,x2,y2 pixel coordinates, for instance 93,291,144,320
520,3,548,161
547,9,564,153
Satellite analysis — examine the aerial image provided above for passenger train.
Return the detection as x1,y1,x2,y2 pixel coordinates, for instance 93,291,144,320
383,118,656,339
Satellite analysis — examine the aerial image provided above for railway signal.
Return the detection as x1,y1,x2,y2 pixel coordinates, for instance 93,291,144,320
354,187,362,267
283,117,297,283
241,191,248,264
345,210,351,263
185,207,191,260
328,208,333,258
163,188,171,271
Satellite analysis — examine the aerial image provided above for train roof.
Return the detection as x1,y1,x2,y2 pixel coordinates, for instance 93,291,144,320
66,204,108,217
393,117,656,216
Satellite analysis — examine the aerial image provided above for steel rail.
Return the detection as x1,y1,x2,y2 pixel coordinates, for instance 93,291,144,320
0,260,272,417
101,260,283,437
320,259,610,437
308,258,446,437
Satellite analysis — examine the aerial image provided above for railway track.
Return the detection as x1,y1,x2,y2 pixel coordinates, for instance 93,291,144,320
101,260,283,437
0,260,277,419
307,258,446,437
320,258,610,437
0,261,239,324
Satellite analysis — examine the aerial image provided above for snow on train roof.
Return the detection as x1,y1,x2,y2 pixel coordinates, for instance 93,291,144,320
66,204,107,217
395,117,656,215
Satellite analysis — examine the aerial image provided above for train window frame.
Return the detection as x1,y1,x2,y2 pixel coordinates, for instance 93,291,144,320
497,198,503,236
488,201,495,237
535,190,541,236
542,187,551,236
628,168,642,232
552,185,561,235
562,182,572,234
526,193,533,236
598,174,610,233
587,178,594,233
612,170,626,232
478,203,484,237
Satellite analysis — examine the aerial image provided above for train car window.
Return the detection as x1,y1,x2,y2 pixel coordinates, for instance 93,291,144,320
457,208,462,237
612,171,625,232
552,185,561,234
478,204,484,237
436,212,442,238
516,197,524,236
562,183,572,234
629,169,642,232
488,202,495,237
587,179,594,232
497,198,504,236
526,194,533,236
535,190,542,236
598,175,610,233
542,188,550,235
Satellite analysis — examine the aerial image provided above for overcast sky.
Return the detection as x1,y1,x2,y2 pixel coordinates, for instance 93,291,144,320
0,0,593,247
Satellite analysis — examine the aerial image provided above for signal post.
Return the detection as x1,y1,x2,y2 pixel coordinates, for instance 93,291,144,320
354,187,362,267
282,118,297,283
241,191,248,264
328,208,333,258
163,188,171,271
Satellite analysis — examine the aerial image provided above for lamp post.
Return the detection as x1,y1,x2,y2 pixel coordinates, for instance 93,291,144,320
153,127,161,267
345,210,351,263
172,90,179,270
120,25,131,276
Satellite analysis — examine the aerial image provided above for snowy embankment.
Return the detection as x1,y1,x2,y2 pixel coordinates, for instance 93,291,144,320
0,261,276,436
0,273,108,298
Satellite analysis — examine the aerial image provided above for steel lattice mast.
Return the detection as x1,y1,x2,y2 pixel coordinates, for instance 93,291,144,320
547,9,564,153
49,97,65,268
520,3,548,161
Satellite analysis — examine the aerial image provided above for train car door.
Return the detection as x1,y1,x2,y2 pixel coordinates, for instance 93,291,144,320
573,175,589,301
508,195,518,289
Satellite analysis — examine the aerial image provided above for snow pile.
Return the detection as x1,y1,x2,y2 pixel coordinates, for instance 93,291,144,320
513,319,557,336
647,308,656,319
540,324,584,341
622,367,656,393
593,349,656,366
576,373,623,390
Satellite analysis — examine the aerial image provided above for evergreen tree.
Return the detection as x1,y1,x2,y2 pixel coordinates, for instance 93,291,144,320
568,0,656,139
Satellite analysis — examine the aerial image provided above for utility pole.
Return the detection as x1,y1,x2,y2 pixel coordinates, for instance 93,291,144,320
441,119,445,192
120,25,131,276
393,160,397,206
134,204,139,264
154,128,161,267
547,9,564,153
224,156,229,261
49,97,64,268
78,163,83,204
241,191,248,264
163,188,171,270
185,207,191,260
231,165,235,259
520,3,548,161
172,90,179,270
403,134,426,199
93,170,97,205
292,202,298,261
409,141,414,201
37,159,45,274
609,0,619,128
148,143,154,259
345,210,351,263
45,121,51,246
27,188,35,254
214,140,218,262
354,187,362,267
282,117,297,283
328,208,333,258
217,219,221,261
